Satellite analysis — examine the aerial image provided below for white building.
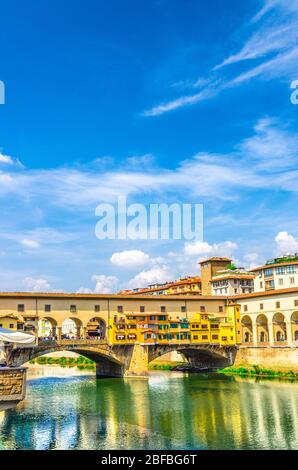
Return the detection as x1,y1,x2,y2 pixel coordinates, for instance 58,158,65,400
211,269,255,296
252,255,298,292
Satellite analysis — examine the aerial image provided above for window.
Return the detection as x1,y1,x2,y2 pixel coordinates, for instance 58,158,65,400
243,305,248,312
290,277,295,285
140,306,145,313
234,289,238,294
295,300,298,307
160,306,166,313
276,266,285,275
276,302,280,309
212,335,219,340
94,305,100,313
264,268,273,277
260,281,263,289
17,323,24,330
9,324,14,329
70,305,77,313
219,306,223,312
117,305,123,313
127,334,136,340
200,306,206,312
0,324,2,328
278,279,283,286
260,303,264,310
202,335,208,340
18,304,25,312
44,304,51,312
193,335,198,340
181,306,186,313
116,335,125,340
221,336,227,341
286,265,297,274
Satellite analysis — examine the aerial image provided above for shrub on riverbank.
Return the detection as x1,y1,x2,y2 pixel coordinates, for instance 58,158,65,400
29,355,95,368
219,365,298,380
149,362,185,370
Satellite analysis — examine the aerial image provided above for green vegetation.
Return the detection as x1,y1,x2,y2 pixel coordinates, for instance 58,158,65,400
219,364,298,380
149,361,185,370
226,263,237,270
266,256,298,265
29,355,96,369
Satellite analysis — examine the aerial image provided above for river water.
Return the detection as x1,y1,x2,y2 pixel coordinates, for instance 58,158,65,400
0,366,297,450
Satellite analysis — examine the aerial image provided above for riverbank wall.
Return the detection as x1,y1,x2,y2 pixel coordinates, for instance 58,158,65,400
0,367,27,405
234,346,298,371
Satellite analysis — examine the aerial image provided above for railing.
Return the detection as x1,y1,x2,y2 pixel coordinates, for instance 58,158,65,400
37,338,107,347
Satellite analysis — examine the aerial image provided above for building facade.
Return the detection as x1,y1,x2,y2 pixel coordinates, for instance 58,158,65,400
252,256,298,292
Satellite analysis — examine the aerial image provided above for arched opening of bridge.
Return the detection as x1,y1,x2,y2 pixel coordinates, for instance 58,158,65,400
62,318,83,340
256,314,269,344
38,317,58,339
241,315,253,343
149,346,231,370
272,312,287,343
86,317,106,339
291,312,298,343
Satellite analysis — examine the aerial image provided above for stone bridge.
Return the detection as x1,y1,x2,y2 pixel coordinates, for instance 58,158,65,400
4,339,237,378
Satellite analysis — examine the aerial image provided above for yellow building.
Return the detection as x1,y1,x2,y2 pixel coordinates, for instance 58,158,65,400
109,303,241,347
0,314,24,331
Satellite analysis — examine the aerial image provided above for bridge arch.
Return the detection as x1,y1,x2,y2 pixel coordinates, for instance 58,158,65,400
148,344,234,370
86,317,106,340
291,312,298,342
241,315,253,343
256,314,269,343
61,317,83,339
14,344,126,378
272,312,286,342
38,317,58,338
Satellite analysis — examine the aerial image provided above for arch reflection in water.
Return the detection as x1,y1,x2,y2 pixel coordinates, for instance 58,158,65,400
0,369,298,450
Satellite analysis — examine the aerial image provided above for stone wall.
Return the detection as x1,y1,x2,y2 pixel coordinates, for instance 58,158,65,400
234,346,298,371
0,367,26,402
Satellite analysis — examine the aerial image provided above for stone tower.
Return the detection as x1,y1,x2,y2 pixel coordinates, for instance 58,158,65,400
199,257,232,295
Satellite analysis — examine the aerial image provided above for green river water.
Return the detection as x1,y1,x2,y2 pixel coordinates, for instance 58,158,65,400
0,366,297,450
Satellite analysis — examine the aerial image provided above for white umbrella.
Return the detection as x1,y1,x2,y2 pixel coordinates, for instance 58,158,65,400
0,327,36,345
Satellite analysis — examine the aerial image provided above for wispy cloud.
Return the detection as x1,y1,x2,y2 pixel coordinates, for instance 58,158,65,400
0,117,298,210
143,0,298,116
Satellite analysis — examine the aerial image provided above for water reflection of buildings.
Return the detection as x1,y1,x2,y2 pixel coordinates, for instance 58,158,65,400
0,372,298,450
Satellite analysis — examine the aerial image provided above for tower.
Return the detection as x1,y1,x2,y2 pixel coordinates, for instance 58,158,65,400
199,257,232,295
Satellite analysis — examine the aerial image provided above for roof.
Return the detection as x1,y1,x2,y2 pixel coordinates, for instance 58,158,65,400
251,260,298,271
199,257,231,264
233,286,298,300
0,292,228,301
212,274,255,282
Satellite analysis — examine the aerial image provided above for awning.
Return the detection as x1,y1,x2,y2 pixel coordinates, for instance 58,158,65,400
0,327,36,345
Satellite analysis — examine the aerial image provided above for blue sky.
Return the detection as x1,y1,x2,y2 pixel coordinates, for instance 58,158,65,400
0,0,298,292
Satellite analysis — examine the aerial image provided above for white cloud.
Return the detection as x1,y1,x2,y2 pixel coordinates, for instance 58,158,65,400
143,0,298,116
127,266,172,289
22,277,51,292
110,250,150,268
20,238,40,250
275,231,298,254
78,275,119,294
0,117,296,210
184,240,237,260
0,153,13,165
